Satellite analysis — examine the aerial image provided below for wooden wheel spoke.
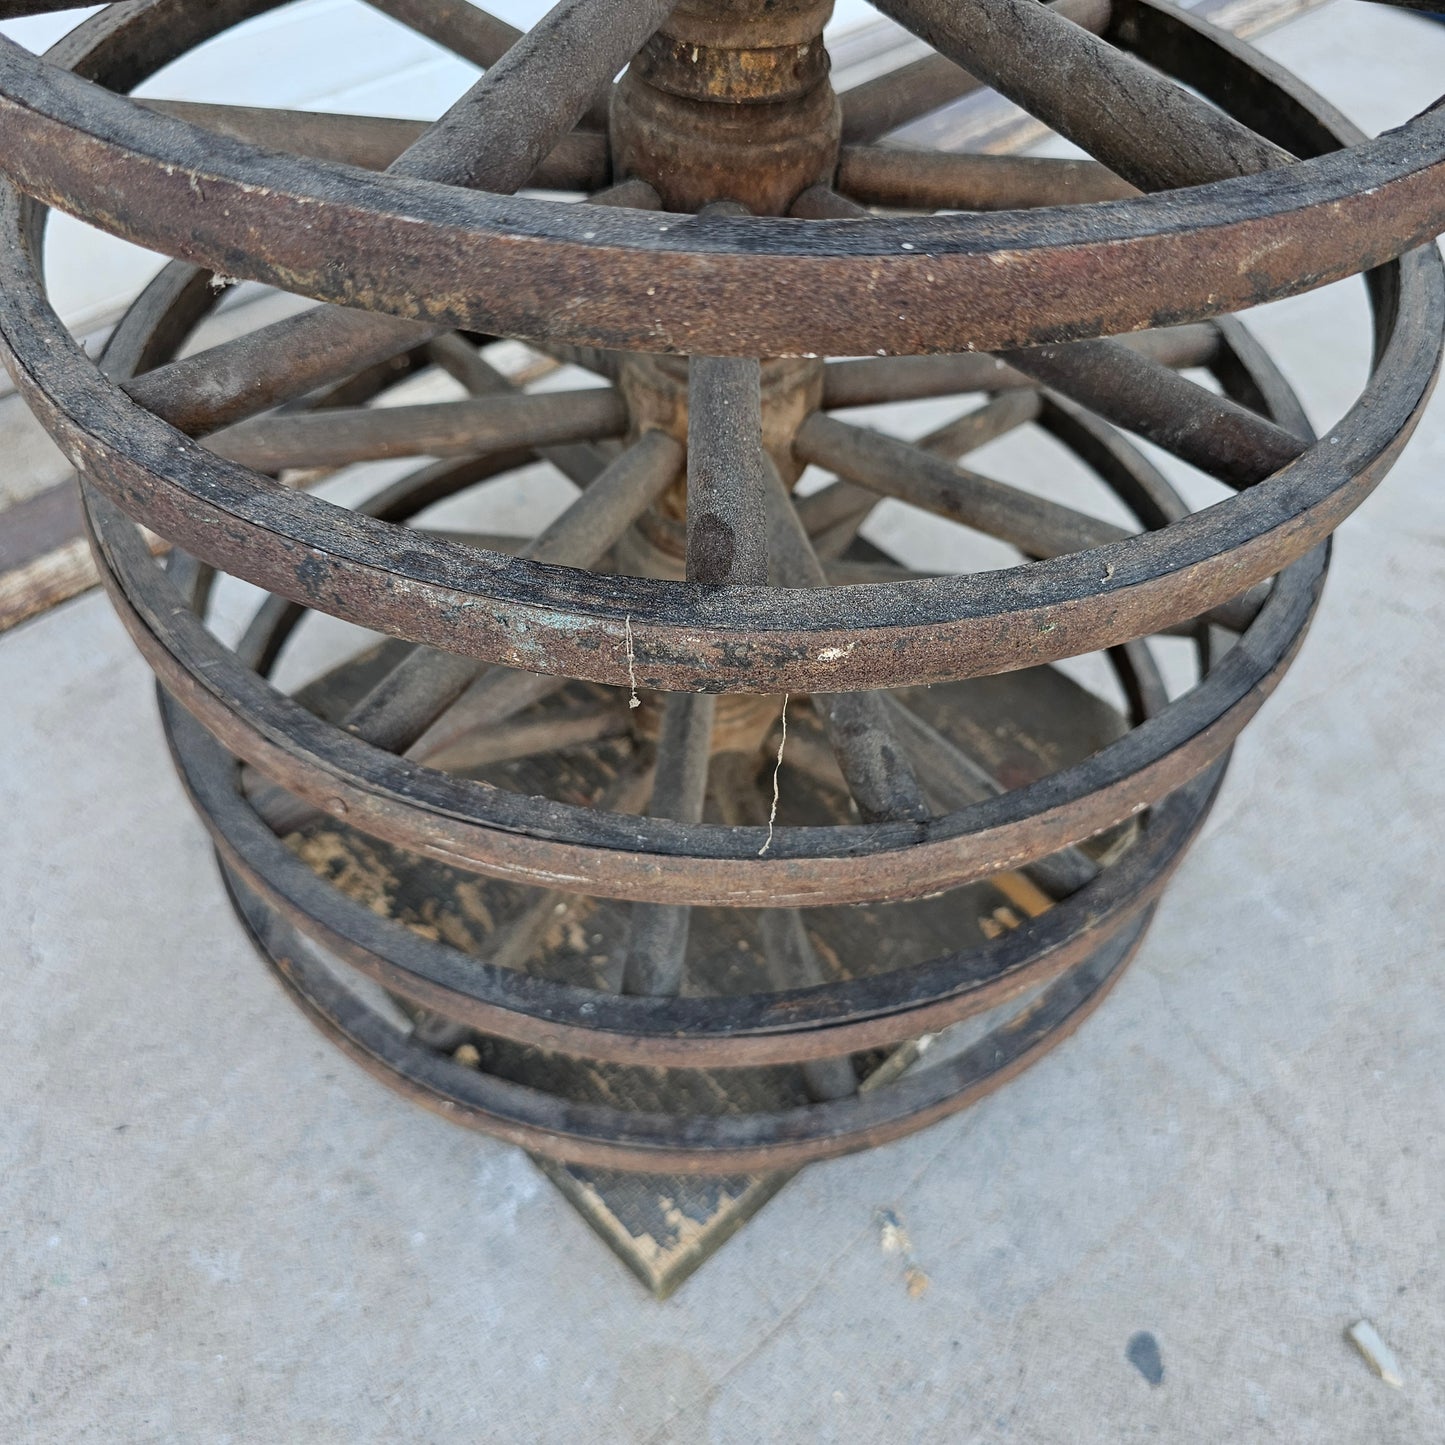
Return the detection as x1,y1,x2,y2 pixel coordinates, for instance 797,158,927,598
837,0,1111,143
122,308,434,440
686,354,768,585
820,325,1220,408
618,693,715,997
794,392,1042,561
998,338,1306,488
788,184,868,221
879,697,1098,896
764,462,928,825
449,758,653,992
281,342,438,416
869,0,1293,192
915,389,1044,460
793,481,881,558
800,411,1262,632
399,0,672,193
136,101,608,190
839,52,984,147
426,333,609,489
247,430,682,835
424,702,629,772
334,428,681,758
588,177,663,209
205,388,628,472
837,145,1136,211
684,205,770,590
123,0,674,438
796,413,1132,559
407,667,574,763
752,911,858,1100
706,753,858,1099
361,0,617,132
361,0,522,71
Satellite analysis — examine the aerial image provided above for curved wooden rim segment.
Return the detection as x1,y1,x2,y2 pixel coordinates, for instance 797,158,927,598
220,858,1160,1173
0,3,1442,355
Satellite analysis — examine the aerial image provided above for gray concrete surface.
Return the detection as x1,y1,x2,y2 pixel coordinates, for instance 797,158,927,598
3,4,1444,1441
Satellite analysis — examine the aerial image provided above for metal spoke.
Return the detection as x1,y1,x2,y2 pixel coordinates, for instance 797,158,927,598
869,0,1292,192
837,0,1110,144
838,145,1136,211
617,693,715,996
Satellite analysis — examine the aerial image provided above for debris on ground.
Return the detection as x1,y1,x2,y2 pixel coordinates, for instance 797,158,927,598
1347,1319,1403,1388
875,1208,931,1298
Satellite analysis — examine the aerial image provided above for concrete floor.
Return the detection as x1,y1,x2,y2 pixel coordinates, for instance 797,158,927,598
3,5,1444,1441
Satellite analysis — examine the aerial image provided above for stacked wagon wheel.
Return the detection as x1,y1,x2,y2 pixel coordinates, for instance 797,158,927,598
1,0,1442,1173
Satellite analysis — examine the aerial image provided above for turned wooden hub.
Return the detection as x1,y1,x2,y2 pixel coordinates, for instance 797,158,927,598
611,0,841,213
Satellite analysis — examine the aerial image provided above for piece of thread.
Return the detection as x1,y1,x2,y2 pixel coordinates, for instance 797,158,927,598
624,614,640,709
758,693,789,857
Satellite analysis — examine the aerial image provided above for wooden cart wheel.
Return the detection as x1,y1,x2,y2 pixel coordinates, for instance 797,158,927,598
0,0,1441,1169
